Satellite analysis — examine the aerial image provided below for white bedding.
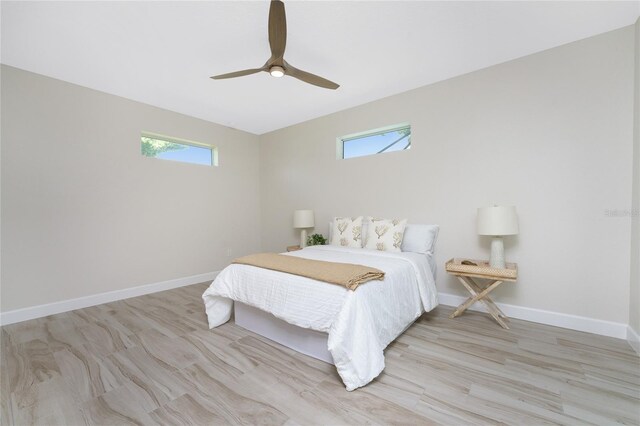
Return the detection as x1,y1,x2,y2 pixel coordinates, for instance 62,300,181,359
202,245,438,391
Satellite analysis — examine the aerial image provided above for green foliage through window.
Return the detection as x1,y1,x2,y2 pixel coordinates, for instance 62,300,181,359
141,137,186,157
141,134,215,166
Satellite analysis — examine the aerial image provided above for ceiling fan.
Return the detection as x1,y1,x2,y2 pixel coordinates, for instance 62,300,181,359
211,0,339,90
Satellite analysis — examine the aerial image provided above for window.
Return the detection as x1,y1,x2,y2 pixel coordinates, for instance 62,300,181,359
141,133,216,166
338,123,411,160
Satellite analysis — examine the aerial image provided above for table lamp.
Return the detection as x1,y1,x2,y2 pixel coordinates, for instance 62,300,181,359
477,205,519,269
293,209,314,248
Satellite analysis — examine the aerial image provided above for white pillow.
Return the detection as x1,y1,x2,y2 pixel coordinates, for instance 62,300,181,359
401,224,439,254
364,217,407,252
330,216,364,248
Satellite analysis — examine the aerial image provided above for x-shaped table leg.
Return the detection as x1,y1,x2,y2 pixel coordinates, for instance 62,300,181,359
450,276,510,329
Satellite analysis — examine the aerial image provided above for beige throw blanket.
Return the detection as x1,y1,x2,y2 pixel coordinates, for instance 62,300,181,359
232,253,385,291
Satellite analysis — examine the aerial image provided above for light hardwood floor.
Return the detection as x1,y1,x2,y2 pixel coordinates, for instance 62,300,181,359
1,282,638,425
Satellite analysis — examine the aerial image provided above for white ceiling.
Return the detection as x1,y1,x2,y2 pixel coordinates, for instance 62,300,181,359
2,1,638,135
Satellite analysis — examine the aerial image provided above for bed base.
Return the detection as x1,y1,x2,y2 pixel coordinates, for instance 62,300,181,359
234,302,334,364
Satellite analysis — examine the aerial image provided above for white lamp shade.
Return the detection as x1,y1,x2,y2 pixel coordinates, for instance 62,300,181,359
293,210,314,228
477,206,519,236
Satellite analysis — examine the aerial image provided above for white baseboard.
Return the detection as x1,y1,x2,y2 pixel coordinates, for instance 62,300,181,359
0,278,632,343
627,325,640,355
438,292,628,340
0,271,219,326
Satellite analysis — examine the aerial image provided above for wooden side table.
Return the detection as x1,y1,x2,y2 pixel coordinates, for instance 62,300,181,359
286,245,302,252
445,258,518,329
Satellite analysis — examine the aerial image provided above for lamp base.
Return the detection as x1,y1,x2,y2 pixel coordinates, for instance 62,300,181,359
489,236,506,269
300,229,308,248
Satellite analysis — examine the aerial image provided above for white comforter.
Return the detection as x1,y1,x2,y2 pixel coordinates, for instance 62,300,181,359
202,245,438,391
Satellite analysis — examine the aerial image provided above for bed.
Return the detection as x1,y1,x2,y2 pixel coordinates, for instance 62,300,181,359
202,229,439,391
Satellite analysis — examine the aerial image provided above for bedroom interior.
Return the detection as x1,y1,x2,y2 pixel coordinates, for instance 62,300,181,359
1,0,639,424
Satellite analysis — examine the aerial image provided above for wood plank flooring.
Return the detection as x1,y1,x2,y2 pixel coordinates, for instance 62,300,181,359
1,282,638,425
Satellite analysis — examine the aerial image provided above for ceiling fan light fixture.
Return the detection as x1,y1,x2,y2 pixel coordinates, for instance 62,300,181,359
269,66,285,78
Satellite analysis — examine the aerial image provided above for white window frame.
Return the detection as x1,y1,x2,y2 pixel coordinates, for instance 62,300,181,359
141,132,218,166
336,122,411,160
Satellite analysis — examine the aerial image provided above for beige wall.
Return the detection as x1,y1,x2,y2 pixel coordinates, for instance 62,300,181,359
260,26,635,324
630,18,640,335
1,26,637,327
1,65,261,312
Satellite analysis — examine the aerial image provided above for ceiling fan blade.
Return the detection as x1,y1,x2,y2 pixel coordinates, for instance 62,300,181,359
210,68,265,80
268,0,287,60
284,61,339,90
